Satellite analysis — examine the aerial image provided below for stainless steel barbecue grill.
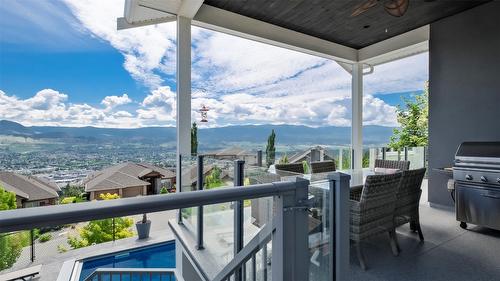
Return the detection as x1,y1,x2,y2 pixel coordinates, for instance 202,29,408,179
453,142,500,230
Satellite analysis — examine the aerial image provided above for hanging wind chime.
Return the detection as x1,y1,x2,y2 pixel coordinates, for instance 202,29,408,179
199,104,209,123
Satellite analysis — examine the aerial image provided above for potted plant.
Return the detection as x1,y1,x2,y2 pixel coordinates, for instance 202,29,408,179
136,213,151,239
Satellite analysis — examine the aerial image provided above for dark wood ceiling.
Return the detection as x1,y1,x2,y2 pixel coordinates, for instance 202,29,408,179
204,0,489,49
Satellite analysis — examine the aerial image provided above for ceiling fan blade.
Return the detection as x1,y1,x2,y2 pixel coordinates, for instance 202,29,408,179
384,0,409,17
351,0,379,17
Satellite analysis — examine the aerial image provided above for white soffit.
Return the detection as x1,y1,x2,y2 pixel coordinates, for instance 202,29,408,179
118,1,428,65
192,5,358,63
358,25,430,66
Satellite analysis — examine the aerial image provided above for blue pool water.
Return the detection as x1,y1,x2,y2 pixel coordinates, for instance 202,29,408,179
79,241,176,281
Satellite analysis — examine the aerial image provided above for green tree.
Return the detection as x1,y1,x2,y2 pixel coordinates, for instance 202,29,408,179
0,185,22,271
191,122,198,156
0,186,16,211
302,161,311,174
160,186,168,194
68,193,134,249
205,166,224,189
389,83,429,150
265,129,276,167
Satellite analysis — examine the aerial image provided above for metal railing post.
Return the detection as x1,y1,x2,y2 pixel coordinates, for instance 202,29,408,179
257,150,263,167
382,147,386,160
404,147,409,161
328,172,351,281
338,147,343,170
178,154,183,224
234,159,245,281
112,218,116,242
272,177,309,281
30,229,35,262
196,155,204,250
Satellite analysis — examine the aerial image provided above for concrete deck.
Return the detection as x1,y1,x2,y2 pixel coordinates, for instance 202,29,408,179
350,180,500,281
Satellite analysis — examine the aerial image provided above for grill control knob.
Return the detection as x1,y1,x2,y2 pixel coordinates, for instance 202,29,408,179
480,176,488,183
465,175,473,181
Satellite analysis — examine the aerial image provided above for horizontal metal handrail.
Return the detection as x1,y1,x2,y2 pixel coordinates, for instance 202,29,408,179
0,181,298,233
84,267,176,281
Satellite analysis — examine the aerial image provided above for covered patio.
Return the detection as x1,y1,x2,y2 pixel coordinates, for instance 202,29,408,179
117,0,500,280
1,1,499,281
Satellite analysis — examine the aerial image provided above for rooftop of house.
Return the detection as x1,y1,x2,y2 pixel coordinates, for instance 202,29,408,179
288,145,335,164
204,146,254,157
83,162,176,192
0,172,59,201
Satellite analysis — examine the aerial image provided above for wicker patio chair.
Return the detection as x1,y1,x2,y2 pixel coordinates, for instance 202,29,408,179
350,172,403,270
275,163,304,174
394,168,427,244
311,160,336,174
375,159,410,171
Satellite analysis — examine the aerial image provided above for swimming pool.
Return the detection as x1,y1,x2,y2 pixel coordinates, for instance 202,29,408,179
79,241,176,281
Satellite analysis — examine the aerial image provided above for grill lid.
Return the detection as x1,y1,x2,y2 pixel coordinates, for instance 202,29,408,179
455,142,500,167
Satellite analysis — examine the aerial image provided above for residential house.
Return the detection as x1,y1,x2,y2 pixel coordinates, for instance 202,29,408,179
204,147,258,165
83,162,176,200
0,171,60,208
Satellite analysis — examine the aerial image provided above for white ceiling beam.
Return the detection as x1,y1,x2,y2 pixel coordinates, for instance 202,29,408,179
192,5,358,63
177,0,205,18
358,25,429,66
119,0,203,30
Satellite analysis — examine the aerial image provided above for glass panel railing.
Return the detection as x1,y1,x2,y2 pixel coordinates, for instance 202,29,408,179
308,179,332,281
365,146,428,170
201,156,235,264
180,155,198,233
408,146,426,169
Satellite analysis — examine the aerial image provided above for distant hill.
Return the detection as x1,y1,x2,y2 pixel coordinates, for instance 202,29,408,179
0,120,395,146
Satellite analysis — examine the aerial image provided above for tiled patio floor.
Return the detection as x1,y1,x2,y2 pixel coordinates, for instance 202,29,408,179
350,181,500,281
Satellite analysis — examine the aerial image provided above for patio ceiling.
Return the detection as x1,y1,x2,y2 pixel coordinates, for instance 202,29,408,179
204,0,488,49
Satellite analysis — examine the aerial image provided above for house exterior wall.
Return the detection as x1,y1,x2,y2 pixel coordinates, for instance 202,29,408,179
23,198,57,208
122,186,145,198
428,2,500,207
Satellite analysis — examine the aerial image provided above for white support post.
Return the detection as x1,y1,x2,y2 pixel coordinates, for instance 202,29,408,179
351,63,363,170
176,16,192,190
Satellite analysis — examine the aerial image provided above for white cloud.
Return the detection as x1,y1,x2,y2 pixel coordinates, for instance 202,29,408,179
63,0,177,89
101,94,131,109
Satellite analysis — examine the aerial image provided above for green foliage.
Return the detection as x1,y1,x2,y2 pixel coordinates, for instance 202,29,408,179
191,122,198,156
38,233,52,243
57,244,68,253
0,234,22,271
362,151,370,168
302,161,310,174
61,185,86,203
389,84,428,150
205,166,224,189
68,193,134,249
160,187,168,194
0,185,21,271
60,196,85,204
0,184,17,211
279,153,289,164
265,129,276,167
99,193,120,200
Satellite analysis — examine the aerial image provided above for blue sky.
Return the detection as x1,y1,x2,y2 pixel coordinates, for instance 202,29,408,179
0,0,428,128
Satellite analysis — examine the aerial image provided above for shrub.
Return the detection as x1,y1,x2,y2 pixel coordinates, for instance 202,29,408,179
160,187,168,194
57,244,68,253
38,233,52,243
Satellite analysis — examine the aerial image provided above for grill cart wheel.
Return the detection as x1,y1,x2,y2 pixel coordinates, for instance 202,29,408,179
460,222,467,229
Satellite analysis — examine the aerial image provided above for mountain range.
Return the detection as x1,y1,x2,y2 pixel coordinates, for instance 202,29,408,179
0,120,395,146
